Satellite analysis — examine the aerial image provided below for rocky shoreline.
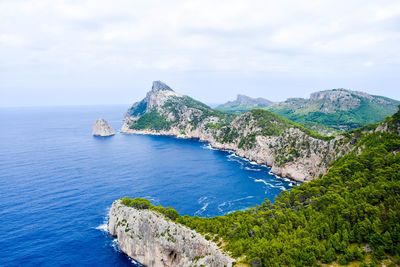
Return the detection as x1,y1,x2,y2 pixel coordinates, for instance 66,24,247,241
120,81,354,183
120,122,348,183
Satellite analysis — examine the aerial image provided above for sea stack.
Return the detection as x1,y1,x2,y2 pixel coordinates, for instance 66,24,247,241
92,118,115,136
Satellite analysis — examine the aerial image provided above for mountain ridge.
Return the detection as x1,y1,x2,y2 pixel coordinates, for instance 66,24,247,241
270,88,400,132
216,88,400,133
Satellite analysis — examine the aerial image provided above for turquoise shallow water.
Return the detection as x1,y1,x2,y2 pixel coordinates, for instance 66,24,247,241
0,105,294,266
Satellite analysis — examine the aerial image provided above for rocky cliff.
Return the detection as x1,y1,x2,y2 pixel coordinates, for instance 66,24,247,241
93,118,115,136
108,200,234,267
121,81,356,182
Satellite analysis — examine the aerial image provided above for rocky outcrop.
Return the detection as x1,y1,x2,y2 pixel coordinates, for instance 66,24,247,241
108,200,234,267
93,118,115,136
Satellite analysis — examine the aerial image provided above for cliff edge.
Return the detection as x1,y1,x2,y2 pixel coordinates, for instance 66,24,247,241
108,200,234,267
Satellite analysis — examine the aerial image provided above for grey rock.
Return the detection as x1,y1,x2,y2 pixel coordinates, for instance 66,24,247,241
108,200,234,267
151,81,174,93
92,118,115,136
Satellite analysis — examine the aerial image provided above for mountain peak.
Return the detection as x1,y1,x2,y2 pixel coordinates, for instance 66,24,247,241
151,81,174,92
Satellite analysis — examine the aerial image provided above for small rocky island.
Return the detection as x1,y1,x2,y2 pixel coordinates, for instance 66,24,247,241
108,199,234,267
92,118,115,136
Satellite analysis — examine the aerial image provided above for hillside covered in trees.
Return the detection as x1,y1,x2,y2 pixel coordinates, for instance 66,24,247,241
120,106,400,266
217,88,400,135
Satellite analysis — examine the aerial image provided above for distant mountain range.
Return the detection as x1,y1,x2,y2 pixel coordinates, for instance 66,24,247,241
216,94,274,113
217,88,400,133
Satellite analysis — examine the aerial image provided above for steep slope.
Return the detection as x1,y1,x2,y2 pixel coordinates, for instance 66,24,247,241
268,88,400,132
216,94,274,113
108,199,234,267
121,81,353,182
116,106,400,266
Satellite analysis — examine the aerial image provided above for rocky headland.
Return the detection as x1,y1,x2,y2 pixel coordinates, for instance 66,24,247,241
93,118,115,136
108,200,234,267
121,81,355,182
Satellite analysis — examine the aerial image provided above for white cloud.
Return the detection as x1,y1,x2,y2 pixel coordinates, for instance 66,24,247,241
1,0,400,105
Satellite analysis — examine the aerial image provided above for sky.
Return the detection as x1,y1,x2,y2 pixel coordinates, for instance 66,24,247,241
1,0,400,107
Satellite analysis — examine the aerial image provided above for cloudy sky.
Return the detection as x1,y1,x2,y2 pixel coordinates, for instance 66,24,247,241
1,0,400,107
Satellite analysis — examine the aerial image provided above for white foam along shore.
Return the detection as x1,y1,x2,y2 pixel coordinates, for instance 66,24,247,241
121,125,308,183
203,141,301,186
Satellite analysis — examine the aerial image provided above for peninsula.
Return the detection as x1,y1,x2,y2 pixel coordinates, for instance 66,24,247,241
121,81,352,182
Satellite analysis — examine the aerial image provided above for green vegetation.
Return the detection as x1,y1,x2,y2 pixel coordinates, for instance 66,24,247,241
129,111,171,131
128,100,148,117
216,92,400,134
238,133,257,149
121,197,180,220
162,95,235,128
122,108,400,266
268,95,400,132
178,115,400,266
249,109,333,141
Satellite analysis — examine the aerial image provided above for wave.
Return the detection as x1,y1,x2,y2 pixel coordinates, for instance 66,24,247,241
198,196,208,204
201,144,217,151
217,202,226,212
244,166,262,171
194,202,209,216
202,143,233,153
95,207,110,233
111,239,120,252
217,196,254,215
254,179,268,185
95,223,108,232
251,178,287,191
231,195,254,202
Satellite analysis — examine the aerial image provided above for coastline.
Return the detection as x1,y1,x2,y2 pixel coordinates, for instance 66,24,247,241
120,122,311,183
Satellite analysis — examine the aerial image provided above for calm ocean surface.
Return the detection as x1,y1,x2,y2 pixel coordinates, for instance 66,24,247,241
0,105,294,266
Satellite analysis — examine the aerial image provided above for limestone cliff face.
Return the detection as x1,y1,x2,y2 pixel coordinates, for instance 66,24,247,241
121,81,356,182
108,200,234,267
93,118,115,136
121,119,351,183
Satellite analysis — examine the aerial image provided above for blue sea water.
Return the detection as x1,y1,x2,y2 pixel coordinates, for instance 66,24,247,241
0,105,295,266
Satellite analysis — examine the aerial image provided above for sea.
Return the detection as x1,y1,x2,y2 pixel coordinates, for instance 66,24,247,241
0,105,295,266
